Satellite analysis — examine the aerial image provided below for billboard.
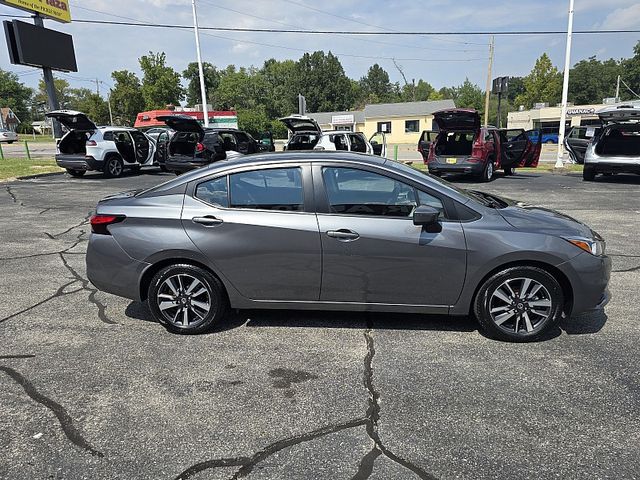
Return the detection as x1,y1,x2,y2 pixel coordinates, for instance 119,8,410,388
4,20,77,71
0,0,71,23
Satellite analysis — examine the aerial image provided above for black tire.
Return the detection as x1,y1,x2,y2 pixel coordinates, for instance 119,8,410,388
474,266,564,343
148,264,228,335
130,165,142,173
481,159,495,182
66,169,85,177
103,155,124,178
504,166,515,176
174,171,182,176
583,166,596,181
428,169,441,177
160,164,168,172
7,141,14,144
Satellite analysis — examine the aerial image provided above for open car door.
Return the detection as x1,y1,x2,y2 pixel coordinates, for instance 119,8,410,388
130,130,156,165
520,129,542,167
369,132,387,157
499,129,533,168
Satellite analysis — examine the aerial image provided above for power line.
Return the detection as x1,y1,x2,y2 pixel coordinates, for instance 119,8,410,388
1,14,637,35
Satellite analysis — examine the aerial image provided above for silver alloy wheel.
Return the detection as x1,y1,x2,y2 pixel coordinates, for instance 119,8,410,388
486,161,493,180
156,274,212,327
489,277,552,334
108,158,123,177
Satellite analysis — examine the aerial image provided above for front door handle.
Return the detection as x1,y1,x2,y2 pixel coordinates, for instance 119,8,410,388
326,229,360,241
192,216,223,227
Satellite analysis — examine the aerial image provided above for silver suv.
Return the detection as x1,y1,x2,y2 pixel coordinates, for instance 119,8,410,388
583,105,640,181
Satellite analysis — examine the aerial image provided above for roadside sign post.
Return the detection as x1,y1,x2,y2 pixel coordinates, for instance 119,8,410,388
32,13,62,139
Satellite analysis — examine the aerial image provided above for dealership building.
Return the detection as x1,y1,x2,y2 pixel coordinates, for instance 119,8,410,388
506,102,636,131
308,99,455,144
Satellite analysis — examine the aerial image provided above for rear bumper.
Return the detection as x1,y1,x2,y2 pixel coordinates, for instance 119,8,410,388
86,234,150,301
166,158,210,173
428,158,484,175
55,154,104,171
585,161,640,174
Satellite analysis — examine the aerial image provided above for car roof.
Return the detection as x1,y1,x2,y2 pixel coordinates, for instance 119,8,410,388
98,126,138,132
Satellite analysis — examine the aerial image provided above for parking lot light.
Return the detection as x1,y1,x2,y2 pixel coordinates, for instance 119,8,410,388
556,0,575,169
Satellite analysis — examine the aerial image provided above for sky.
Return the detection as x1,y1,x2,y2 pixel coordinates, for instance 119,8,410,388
1,0,640,101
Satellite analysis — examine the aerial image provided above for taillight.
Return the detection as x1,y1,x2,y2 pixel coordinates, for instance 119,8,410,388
470,140,483,161
86,140,97,146
196,142,205,152
90,214,125,235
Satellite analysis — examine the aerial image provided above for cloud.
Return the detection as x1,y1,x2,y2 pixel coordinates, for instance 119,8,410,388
601,4,640,29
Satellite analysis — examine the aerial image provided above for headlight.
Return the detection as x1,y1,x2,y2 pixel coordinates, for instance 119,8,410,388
564,237,605,256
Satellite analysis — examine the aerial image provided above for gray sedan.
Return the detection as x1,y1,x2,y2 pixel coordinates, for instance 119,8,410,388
86,152,610,342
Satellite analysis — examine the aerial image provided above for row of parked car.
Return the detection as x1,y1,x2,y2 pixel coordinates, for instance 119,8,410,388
49,104,640,182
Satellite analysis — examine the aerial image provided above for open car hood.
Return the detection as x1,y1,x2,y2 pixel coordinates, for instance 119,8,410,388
598,105,640,124
279,115,321,134
45,110,97,131
433,109,480,131
157,115,204,134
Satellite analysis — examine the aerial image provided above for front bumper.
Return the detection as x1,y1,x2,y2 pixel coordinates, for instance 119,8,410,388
86,234,150,301
561,252,612,315
55,154,104,172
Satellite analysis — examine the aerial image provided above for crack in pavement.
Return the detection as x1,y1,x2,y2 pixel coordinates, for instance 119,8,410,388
173,418,368,480
5,185,22,205
44,210,93,239
0,280,78,324
613,264,640,273
0,354,36,359
0,364,104,457
172,316,436,480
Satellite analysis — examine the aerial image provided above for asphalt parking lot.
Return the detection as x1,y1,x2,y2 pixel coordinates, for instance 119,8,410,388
1,167,639,480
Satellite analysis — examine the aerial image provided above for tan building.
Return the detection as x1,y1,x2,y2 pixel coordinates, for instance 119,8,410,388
507,103,615,131
308,99,455,145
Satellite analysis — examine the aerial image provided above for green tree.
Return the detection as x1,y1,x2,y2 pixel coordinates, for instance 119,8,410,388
182,61,219,107
214,65,265,110
237,105,270,137
110,70,145,126
620,41,640,101
0,69,33,122
35,77,73,109
139,51,184,109
359,63,395,104
69,89,110,125
260,58,299,118
515,53,562,109
568,56,621,105
296,51,353,112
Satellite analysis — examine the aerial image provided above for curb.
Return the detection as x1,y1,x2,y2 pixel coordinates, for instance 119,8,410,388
10,171,65,181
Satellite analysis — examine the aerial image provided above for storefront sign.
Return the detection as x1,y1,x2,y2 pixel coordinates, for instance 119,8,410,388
0,0,71,23
567,108,596,116
331,114,354,125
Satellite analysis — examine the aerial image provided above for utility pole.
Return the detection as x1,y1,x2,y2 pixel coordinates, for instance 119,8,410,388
616,75,621,102
95,78,100,96
107,89,114,126
483,36,495,127
191,0,209,127
33,13,62,138
556,0,574,169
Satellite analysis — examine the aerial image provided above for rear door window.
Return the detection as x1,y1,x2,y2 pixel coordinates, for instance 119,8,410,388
229,168,303,211
348,133,367,153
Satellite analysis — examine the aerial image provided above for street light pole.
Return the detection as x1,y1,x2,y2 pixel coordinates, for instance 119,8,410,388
191,0,209,128
556,0,575,168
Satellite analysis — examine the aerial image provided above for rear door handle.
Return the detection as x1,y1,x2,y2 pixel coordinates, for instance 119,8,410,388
192,216,223,227
326,229,360,241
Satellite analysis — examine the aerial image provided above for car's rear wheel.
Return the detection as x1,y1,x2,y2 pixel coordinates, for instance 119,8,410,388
504,166,515,176
103,155,124,178
160,164,168,172
148,264,228,334
474,266,564,342
583,166,596,181
481,159,495,182
66,169,85,177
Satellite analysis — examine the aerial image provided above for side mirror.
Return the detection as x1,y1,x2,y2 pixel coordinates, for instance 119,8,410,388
413,205,440,226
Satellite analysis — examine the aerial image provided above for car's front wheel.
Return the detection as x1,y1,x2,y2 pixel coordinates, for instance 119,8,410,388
148,264,228,334
103,155,124,178
474,266,564,342
66,169,85,177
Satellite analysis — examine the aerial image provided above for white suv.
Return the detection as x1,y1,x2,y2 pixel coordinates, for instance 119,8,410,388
280,115,387,157
46,110,156,178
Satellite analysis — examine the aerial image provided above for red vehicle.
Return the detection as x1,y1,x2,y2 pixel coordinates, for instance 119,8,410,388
426,109,542,181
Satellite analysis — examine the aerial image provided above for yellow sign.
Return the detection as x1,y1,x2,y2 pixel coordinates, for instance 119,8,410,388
0,0,71,23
